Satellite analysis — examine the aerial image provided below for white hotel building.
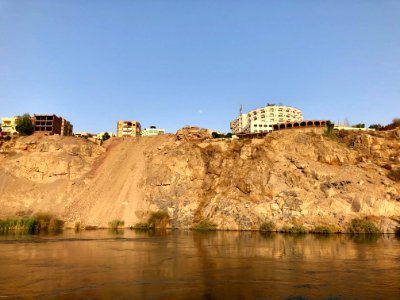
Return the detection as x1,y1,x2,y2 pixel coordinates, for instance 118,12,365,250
230,104,303,134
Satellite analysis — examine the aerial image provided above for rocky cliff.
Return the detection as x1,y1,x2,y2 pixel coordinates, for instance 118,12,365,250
0,129,399,232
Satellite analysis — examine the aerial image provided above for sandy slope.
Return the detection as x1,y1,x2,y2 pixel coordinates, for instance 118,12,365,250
63,135,173,226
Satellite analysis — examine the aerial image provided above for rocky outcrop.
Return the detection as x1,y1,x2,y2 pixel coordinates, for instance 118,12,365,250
0,136,104,182
176,126,213,140
0,129,399,232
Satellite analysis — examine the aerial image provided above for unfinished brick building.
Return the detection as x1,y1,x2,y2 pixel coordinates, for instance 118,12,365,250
33,114,73,136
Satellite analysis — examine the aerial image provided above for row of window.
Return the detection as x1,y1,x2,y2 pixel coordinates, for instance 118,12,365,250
249,114,301,119
250,108,301,114
253,124,273,128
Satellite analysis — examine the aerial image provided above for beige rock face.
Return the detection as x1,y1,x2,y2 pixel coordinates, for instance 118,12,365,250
0,129,399,232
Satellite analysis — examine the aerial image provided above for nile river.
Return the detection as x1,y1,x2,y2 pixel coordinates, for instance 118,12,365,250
0,230,399,299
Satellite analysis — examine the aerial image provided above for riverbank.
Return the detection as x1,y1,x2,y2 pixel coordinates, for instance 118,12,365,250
0,129,399,232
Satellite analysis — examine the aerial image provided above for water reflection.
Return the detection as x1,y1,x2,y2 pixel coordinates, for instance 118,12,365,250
0,231,399,299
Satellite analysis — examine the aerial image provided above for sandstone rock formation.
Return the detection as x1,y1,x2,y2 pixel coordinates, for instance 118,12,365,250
176,126,213,140
0,129,399,232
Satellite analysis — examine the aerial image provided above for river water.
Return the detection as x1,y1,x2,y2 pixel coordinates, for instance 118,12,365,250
0,230,399,299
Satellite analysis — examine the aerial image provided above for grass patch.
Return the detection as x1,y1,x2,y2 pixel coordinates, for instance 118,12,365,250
74,222,81,232
148,211,170,229
280,224,308,234
109,219,125,230
388,168,400,182
312,225,333,234
0,213,64,234
192,220,217,231
132,222,150,230
84,225,98,230
347,218,380,234
260,221,275,232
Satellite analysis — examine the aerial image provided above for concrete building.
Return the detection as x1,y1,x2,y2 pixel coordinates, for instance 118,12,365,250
61,118,73,136
230,104,303,134
141,126,165,136
117,120,141,137
0,117,21,137
33,114,73,136
74,132,89,138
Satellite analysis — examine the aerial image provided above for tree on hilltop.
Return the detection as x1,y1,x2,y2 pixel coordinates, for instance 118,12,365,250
368,124,382,130
102,132,111,141
16,113,34,136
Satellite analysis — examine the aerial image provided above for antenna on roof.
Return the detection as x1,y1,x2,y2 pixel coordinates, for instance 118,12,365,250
239,104,243,116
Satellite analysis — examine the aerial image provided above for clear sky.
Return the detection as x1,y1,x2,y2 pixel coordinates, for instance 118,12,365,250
1,0,399,133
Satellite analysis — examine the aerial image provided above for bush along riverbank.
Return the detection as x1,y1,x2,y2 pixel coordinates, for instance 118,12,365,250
0,213,64,234
258,217,397,235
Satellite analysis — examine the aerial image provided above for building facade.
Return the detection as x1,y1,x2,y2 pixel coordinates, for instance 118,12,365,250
116,120,141,137
141,126,165,136
33,114,73,136
0,117,21,137
61,118,73,136
230,104,303,134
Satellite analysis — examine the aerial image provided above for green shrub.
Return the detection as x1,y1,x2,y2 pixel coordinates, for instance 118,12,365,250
280,224,307,234
34,213,64,233
324,121,335,137
84,225,98,230
312,225,333,234
132,222,150,230
0,213,64,234
192,220,217,231
109,219,125,230
347,218,380,234
148,211,170,229
388,168,400,182
260,221,275,232
74,222,81,232
369,124,382,130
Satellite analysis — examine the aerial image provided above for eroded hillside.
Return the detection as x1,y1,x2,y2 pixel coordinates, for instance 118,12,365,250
0,129,399,232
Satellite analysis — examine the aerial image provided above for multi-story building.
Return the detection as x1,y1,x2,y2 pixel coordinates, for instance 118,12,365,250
0,117,21,137
141,126,165,136
33,114,73,136
61,118,73,136
230,104,303,134
116,120,141,137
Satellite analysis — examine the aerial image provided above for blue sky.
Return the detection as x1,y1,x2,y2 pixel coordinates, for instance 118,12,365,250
1,0,399,133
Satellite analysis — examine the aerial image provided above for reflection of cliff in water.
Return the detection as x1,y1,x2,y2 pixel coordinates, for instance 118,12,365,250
0,231,399,299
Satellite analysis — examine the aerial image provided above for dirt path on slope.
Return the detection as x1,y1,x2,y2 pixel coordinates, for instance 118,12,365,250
64,136,171,227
